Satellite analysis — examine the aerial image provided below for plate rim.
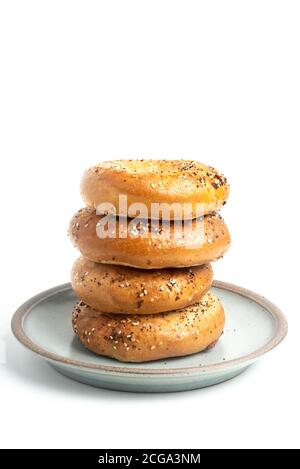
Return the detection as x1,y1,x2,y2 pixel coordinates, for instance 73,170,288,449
11,280,288,376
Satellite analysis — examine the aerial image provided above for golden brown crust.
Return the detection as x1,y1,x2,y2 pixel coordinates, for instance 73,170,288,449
80,160,229,219
71,257,213,314
68,208,231,269
72,291,225,362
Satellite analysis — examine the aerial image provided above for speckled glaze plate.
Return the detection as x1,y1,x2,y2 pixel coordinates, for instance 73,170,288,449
11,281,287,393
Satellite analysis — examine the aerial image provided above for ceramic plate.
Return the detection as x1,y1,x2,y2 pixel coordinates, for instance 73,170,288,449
11,281,287,392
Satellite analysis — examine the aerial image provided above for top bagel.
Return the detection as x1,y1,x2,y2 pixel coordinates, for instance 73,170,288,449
80,160,229,219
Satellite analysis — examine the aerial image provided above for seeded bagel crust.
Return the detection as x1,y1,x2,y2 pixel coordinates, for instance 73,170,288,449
68,208,231,269
80,160,229,219
72,291,225,362
71,256,213,314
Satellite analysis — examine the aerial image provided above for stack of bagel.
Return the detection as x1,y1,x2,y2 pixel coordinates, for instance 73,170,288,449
69,160,230,362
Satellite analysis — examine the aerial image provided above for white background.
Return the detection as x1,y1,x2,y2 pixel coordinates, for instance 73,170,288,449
0,0,299,449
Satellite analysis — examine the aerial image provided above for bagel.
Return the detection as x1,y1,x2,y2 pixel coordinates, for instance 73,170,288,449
72,291,225,362
80,160,229,219
71,257,213,314
68,208,230,269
